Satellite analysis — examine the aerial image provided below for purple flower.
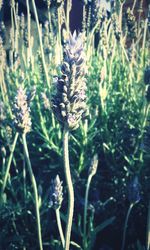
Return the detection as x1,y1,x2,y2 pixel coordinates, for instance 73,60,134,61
51,31,87,130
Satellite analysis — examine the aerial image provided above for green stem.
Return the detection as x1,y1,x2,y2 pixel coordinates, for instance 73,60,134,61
121,203,134,250
66,0,71,36
63,127,74,250
31,0,50,88
26,0,31,67
142,19,148,65
56,208,65,248
83,174,92,249
0,132,19,200
132,0,137,11
22,134,43,250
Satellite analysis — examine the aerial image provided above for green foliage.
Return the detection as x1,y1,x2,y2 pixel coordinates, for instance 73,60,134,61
0,0,150,249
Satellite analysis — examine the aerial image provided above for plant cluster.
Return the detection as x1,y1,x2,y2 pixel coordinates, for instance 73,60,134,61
0,0,150,250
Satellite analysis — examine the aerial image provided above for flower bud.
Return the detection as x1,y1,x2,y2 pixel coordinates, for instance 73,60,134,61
13,87,32,134
49,175,63,210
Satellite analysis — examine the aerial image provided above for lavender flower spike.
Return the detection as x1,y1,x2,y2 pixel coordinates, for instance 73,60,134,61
49,175,63,210
13,87,32,134
51,31,87,130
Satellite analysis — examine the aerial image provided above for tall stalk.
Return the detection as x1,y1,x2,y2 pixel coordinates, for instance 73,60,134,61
31,0,50,88
83,154,98,249
22,133,43,250
63,127,74,250
51,32,86,249
26,0,31,67
56,208,65,248
66,0,71,35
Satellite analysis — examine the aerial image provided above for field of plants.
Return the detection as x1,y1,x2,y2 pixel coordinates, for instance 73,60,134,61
0,0,150,249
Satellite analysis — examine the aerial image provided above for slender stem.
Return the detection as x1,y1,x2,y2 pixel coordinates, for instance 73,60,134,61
26,0,31,67
142,19,148,65
47,5,52,33
22,134,43,250
121,203,134,250
0,132,19,200
66,0,70,35
10,7,15,51
56,208,65,248
31,0,50,88
23,155,27,201
57,7,63,62
63,127,74,250
83,175,92,249
132,0,137,11
119,2,124,32
82,5,86,33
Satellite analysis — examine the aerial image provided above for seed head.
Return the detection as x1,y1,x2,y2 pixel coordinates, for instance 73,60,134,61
126,8,137,40
111,13,121,41
13,87,32,134
49,175,63,210
51,31,87,130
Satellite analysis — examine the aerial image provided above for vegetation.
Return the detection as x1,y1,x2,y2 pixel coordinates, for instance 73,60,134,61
0,0,150,249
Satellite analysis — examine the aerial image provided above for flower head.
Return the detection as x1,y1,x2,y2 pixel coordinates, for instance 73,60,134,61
13,87,32,134
49,175,63,210
51,31,87,130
